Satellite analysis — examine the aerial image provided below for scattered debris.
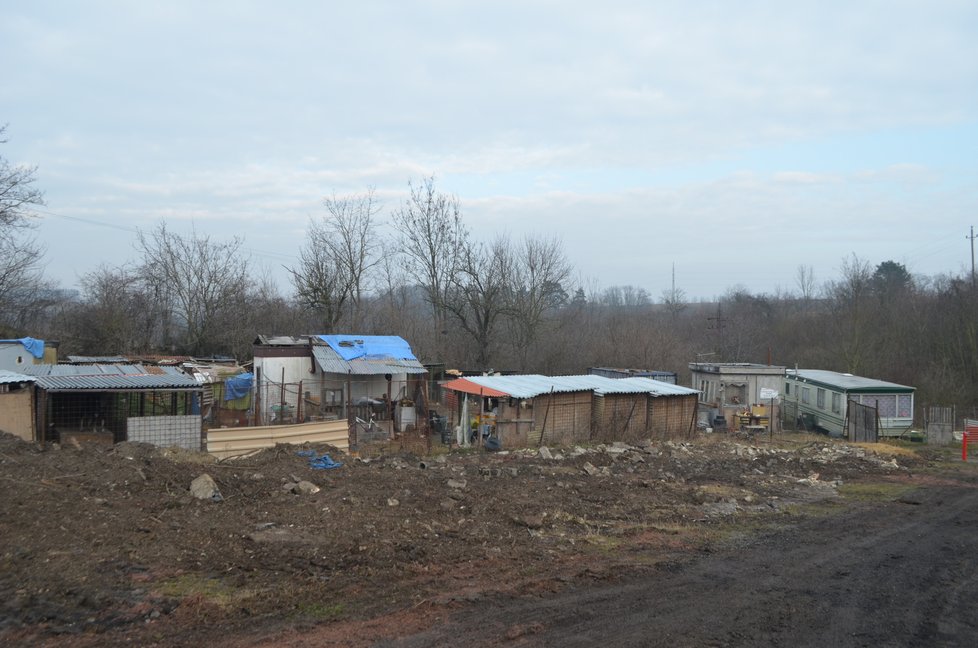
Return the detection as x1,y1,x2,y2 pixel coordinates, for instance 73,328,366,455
0,429,933,646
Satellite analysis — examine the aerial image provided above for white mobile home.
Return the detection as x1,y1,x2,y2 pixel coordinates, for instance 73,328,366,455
784,369,915,437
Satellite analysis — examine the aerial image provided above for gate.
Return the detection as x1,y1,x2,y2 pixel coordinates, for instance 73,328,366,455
782,400,798,430
846,399,878,443
925,405,955,445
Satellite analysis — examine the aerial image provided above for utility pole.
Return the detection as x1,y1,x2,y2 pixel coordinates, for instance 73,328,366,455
708,302,727,361
968,226,977,290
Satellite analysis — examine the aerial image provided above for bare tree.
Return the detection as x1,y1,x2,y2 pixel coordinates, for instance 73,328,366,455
661,264,687,319
288,218,351,333
0,125,46,320
508,234,571,370
826,253,875,373
136,222,249,356
323,188,381,328
221,270,301,358
795,264,817,302
391,176,468,334
63,265,161,354
444,236,514,369
601,285,652,308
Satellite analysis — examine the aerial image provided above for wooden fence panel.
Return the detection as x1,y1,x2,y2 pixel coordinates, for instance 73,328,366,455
847,400,878,443
206,420,349,460
925,405,954,445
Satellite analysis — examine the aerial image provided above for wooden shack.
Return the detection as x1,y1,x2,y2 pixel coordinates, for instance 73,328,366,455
441,374,699,449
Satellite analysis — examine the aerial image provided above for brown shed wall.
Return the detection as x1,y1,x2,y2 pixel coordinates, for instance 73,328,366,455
648,394,698,441
592,393,649,443
495,399,535,448
533,391,592,446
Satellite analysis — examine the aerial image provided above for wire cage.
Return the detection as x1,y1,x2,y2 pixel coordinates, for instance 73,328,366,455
37,388,202,450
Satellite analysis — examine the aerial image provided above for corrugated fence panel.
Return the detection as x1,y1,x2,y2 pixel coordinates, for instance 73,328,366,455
207,420,349,459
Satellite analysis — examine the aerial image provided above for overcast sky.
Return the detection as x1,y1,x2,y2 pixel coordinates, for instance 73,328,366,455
2,1,976,300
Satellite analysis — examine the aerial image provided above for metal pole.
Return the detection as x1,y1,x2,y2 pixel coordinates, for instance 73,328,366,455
297,380,303,423
279,367,285,425
347,370,356,455
970,225,976,290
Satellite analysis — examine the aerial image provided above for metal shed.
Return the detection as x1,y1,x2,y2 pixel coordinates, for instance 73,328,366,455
19,364,203,449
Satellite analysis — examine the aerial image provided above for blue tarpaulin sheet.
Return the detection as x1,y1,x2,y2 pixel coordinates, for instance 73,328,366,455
0,337,45,359
297,450,343,470
224,372,254,400
318,335,417,361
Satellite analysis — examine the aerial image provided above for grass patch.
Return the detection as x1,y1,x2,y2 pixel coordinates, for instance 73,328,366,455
837,481,913,502
293,601,346,621
583,534,622,552
853,442,920,458
776,496,848,519
157,574,246,608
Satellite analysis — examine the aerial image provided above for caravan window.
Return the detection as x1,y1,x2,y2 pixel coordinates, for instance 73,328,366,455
831,392,841,414
898,394,912,418
817,389,825,409
867,394,898,417
801,387,811,405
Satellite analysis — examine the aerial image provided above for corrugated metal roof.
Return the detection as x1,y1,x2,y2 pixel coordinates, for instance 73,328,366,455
589,367,678,382
254,334,310,346
446,374,701,399
788,369,914,392
608,377,699,397
20,363,162,376
311,345,426,376
65,355,128,364
19,364,200,391
0,370,36,385
460,374,602,398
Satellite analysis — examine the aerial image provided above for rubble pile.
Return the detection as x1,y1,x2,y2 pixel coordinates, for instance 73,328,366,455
0,431,920,646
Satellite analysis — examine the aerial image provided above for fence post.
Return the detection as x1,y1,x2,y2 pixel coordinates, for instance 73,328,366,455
279,368,286,425
347,370,356,456
254,367,262,426
297,380,303,424
964,420,978,461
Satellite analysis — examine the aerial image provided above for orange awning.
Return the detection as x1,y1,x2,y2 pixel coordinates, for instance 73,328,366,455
441,377,509,398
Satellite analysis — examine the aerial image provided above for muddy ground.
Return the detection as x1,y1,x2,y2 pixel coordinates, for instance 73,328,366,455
0,430,971,646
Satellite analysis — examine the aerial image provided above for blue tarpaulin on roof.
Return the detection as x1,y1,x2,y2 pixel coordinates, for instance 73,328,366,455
224,372,254,400
0,337,45,359
317,335,417,361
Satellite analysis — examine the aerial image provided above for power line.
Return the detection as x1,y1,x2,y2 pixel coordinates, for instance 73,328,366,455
34,208,302,266
707,302,727,361
34,208,139,233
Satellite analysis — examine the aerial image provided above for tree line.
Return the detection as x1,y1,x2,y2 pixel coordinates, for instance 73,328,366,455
2,128,977,420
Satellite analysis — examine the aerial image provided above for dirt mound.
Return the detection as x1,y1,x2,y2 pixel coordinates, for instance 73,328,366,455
0,432,924,646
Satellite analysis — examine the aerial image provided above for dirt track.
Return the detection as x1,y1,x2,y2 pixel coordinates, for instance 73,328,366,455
381,480,978,647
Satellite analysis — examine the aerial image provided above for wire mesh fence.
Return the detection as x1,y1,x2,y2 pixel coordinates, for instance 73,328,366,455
39,389,202,450
247,373,432,440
